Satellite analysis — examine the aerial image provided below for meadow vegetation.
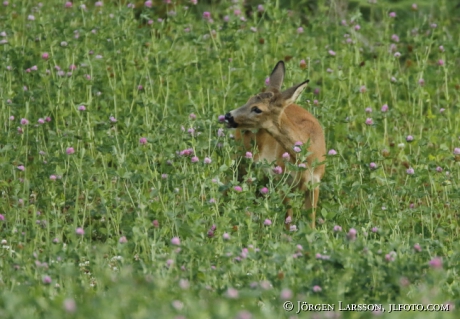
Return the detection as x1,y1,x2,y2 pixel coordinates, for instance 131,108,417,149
0,0,459,318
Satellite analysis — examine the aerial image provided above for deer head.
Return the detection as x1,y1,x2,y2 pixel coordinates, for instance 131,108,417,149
225,61,309,130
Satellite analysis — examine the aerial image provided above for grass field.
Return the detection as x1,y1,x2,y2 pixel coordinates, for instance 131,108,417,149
0,0,459,318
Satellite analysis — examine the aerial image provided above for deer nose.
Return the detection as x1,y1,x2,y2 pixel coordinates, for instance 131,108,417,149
224,112,233,123
224,112,238,128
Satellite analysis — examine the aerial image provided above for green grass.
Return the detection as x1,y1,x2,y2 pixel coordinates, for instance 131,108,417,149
0,0,459,318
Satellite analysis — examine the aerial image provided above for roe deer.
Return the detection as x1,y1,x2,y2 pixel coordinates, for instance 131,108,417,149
224,61,326,229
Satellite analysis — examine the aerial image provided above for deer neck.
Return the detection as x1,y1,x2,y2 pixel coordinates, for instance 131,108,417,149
265,111,301,157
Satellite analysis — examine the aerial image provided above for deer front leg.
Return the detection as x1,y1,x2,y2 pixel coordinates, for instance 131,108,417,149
304,187,319,229
283,196,293,231
301,172,321,229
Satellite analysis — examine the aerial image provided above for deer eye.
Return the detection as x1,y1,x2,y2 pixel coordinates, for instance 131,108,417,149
252,107,262,114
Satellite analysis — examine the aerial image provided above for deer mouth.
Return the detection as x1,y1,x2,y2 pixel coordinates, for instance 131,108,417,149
226,122,238,128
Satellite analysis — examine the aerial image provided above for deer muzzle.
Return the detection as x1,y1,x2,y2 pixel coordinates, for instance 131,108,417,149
224,112,238,128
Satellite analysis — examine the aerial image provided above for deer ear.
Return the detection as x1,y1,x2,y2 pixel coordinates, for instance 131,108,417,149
268,61,285,90
281,80,309,106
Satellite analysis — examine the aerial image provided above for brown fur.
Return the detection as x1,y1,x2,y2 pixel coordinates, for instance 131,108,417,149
225,61,326,229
